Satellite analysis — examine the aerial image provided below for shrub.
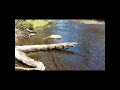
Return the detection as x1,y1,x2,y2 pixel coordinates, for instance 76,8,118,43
15,20,33,30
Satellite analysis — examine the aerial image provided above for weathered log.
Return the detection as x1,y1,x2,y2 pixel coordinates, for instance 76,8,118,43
15,66,43,71
15,49,45,70
15,42,78,71
15,42,78,52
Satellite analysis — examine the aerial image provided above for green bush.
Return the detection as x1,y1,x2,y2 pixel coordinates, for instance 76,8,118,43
15,19,53,30
15,20,33,30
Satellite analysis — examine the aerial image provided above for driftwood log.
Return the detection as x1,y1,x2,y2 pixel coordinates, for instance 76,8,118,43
15,66,44,71
15,49,46,70
15,42,78,52
15,42,78,71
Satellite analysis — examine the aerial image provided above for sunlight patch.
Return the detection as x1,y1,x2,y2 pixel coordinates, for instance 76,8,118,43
80,19,105,24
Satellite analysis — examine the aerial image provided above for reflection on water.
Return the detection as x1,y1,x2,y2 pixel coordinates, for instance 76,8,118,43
15,20,105,70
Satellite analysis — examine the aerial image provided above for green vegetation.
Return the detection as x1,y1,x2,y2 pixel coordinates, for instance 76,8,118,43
15,20,53,30
25,20,53,28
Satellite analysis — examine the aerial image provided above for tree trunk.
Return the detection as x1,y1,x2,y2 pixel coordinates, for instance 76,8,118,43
15,42,78,71
15,49,45,70
15,66,43,71
15,42,78,52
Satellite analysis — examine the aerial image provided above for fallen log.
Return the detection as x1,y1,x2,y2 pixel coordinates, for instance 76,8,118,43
15,66,43,71
15,49,46,70
15,42,78,71
15,42,78,52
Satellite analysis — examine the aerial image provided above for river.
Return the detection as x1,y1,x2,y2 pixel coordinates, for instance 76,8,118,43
15,20,105,70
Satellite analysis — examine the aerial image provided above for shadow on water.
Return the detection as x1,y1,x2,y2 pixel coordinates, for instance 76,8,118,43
16,20,105,70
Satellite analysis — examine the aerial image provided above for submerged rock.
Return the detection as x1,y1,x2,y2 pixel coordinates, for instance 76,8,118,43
42,35,62,40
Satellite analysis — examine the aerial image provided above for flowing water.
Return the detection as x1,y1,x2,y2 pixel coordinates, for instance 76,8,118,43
15,20,105,70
